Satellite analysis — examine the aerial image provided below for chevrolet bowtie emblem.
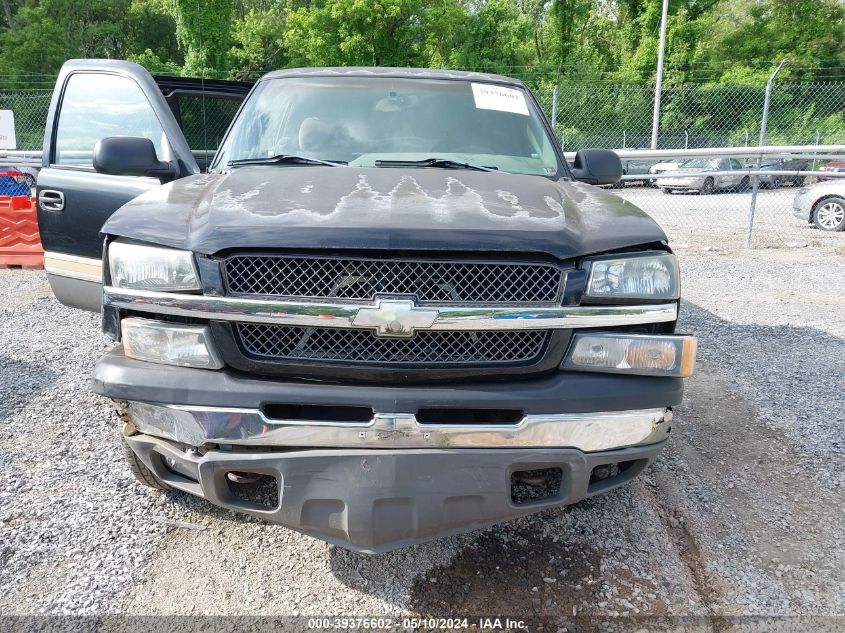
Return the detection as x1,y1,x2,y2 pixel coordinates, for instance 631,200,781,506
352,299,438,337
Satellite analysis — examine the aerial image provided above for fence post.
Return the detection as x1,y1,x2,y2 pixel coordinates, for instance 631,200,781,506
746,59,787,247
650,0,669,149
551,65,560,147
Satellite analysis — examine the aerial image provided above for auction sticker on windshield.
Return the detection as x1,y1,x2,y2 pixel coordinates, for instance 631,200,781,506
471,83,529,116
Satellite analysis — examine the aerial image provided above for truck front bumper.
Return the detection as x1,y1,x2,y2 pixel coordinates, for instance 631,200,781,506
96,348,681,552
125,434,664,553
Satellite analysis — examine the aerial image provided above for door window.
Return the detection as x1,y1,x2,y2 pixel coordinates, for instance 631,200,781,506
54,73,165,167
730,159,743,170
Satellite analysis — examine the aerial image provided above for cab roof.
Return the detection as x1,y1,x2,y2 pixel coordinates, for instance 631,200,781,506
260,67,525,87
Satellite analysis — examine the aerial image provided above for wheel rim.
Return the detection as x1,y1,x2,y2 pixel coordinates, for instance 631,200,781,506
817,202,845,229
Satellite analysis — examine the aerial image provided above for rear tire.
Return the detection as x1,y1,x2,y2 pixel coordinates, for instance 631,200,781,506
661,188,672,194
701,178,714,195
121,437,170,490
812,197,845,232
737,176,750,192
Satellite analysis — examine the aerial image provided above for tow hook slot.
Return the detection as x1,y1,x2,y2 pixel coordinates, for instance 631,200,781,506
511,467,563,504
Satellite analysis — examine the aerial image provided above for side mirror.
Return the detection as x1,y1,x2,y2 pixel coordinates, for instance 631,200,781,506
571,149,623,186
93,137,176,182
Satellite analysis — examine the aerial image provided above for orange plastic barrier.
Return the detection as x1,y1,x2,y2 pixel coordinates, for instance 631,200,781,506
0,196,44,268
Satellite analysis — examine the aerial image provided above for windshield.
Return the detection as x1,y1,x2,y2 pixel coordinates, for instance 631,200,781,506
214,77,562,177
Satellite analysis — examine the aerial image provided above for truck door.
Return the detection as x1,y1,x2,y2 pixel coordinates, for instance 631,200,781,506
36,60,250,311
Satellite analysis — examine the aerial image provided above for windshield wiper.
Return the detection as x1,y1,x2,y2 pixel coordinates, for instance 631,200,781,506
374,158,497,172
228,154,347,167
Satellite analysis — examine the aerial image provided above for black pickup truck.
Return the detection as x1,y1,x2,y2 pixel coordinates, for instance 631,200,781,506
37,60,696,553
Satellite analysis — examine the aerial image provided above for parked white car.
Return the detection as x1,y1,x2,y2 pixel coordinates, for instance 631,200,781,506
649,160,680,174
793,180,845,232
659,158,750,194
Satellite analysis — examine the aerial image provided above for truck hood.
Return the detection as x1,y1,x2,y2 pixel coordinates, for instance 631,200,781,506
102,166,667,259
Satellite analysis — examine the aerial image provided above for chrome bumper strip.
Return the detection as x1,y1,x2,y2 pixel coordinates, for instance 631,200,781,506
123,402,673,451
103,286,678,331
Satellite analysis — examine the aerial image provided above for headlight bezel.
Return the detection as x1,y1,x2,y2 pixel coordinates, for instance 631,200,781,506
582,251,680,302
562,332,697,377
121,317,224,369
108,240,201,292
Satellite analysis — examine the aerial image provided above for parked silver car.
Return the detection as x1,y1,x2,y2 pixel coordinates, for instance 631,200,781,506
793,180,845,232
649,160,681,175
659,158,750,194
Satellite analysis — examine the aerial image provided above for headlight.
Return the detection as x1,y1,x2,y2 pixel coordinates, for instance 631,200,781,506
109,241,200,291
562,333,696,377
585,253,679,300
121,318,223,369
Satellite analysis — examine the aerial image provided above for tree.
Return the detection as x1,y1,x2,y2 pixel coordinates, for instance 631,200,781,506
0,0,134,81
283,0,464,68
168,0,233,75
448,0,534,70
229,3,288,79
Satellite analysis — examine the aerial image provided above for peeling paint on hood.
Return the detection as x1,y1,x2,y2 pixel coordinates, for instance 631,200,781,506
101,166,667,258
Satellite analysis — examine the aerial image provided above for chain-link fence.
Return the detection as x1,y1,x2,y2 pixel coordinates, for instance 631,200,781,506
609,167,845,249
0,89,51,151
0,72,842,249
530,81,845,151
4,74,843,152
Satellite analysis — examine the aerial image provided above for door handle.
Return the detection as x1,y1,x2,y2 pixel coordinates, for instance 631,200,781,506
38,190,65,212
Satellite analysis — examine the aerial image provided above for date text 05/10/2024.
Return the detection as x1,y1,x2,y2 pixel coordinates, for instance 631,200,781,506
307,617,529,630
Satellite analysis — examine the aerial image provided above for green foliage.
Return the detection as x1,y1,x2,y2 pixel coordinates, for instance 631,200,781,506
447,0,534,69
127,0,182,67
283,0,463,67
128,48,183,74
229,4,288,78
0,0,840,83
0,0,134,82
169,0,233,75
0,0,841,148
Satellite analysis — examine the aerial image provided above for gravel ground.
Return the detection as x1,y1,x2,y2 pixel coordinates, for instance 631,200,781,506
617,184,845,249
1,247,843,628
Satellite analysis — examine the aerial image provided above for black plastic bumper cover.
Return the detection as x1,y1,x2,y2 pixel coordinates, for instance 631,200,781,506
126,433,664,553
93,347,684,414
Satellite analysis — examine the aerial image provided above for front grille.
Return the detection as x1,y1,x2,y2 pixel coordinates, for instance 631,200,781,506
236,324,548,366
224,255,563,304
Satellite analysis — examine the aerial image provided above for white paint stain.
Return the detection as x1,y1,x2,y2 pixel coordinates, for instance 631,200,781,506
211,182,268,213
236,174,565,229
496,190,523,211
544,196,564,214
